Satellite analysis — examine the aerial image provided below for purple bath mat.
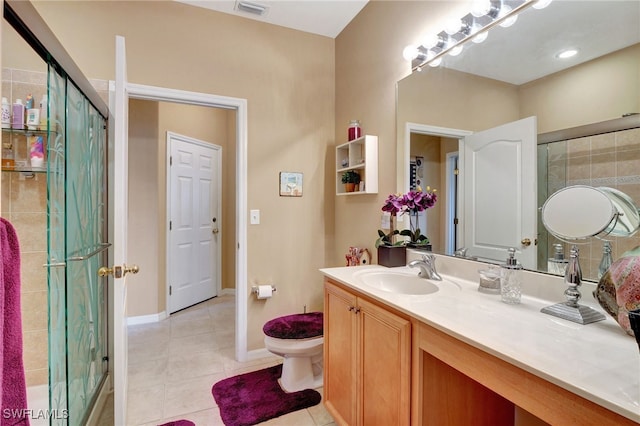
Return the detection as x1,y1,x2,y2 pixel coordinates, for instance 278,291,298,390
158,421,195,426
212,364,321,426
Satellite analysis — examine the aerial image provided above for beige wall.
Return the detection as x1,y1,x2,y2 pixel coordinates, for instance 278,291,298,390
519,43,640,133
4,0,637,355
334,0,474,266
127,100,236,317
27,0,334,350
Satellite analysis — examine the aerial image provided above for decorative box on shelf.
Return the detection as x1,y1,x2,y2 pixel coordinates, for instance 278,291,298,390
336,135,378,195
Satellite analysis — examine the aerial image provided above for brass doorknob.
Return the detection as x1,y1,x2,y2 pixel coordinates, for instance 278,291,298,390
98,264,139,278
521,238,532,247
98,266,113,277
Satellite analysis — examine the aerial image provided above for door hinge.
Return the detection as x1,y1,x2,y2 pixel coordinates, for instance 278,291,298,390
454,168,459,175
170,156,172,166
169,285,172,296
454,218,459,225
169,221,172,230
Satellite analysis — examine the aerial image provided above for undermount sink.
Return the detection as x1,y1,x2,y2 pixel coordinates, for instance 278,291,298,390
353,269,440,295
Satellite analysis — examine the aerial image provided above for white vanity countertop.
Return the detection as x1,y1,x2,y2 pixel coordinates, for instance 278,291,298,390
320,258,640,423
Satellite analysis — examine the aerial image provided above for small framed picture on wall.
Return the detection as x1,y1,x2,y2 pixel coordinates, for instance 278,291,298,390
279,172,303,197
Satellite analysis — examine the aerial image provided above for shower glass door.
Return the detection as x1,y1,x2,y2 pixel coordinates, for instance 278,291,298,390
47,64,109,426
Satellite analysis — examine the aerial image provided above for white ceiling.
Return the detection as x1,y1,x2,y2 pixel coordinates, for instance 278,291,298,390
441,1,640,85
176,0,640,85
175,0,369,38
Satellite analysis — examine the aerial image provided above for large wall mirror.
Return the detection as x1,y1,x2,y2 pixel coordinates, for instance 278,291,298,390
396,0,640,282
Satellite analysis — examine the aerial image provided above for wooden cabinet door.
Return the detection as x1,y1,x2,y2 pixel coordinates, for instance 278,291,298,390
324,282,358,425
358,297,411,426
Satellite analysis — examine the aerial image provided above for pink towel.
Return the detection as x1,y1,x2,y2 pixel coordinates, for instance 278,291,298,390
0,218,29,426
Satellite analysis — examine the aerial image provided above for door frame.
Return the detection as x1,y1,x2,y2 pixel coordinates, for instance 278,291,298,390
166,131,223,313
401,122,472,249
445,151,459,255
121,83,249,361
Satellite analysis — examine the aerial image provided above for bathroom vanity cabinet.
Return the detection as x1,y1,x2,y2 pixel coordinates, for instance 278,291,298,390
335,135,378,195
324,280,411,426
321,264,639,426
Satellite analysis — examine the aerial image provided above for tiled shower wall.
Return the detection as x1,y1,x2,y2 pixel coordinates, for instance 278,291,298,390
545,127,640,281
1,68,49,387
1,68,108,387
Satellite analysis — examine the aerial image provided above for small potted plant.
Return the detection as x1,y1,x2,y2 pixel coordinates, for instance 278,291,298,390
375,187,437,266
341,170,361,192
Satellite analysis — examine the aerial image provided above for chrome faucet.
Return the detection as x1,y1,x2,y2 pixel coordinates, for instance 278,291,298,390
408,254,442,281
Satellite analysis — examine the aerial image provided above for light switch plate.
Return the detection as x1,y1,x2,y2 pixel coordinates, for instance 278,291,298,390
250,209,260,225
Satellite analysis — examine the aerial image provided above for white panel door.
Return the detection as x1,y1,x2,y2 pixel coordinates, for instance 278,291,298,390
112,35,130,426
463,116,537,269
169,132,221,313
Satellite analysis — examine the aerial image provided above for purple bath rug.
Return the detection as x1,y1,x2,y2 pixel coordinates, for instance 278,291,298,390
157,421,195,426
211,364,321,426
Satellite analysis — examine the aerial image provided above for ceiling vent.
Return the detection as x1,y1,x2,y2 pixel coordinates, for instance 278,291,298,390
235,1,269,17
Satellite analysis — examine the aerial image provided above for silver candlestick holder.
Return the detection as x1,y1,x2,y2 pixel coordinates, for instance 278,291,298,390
540,246,606,324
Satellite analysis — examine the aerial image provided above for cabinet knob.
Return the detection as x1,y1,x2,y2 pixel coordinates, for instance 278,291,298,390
348,306,354,312
353,307,361,314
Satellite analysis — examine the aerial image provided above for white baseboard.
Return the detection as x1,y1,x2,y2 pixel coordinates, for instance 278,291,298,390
127,311,167,326
246,348,274,361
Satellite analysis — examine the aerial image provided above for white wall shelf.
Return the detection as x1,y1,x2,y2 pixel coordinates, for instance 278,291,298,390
336,134,378,195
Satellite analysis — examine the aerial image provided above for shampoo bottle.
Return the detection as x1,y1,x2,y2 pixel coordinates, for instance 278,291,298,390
500,247,523,304
1,97,10,129
11,99,24,129
39,94,48,130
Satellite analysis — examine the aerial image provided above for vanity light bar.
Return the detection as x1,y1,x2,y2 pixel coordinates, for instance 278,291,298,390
408,0,542,72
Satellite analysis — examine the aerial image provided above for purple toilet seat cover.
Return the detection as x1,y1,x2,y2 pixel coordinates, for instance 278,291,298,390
263,312,324,339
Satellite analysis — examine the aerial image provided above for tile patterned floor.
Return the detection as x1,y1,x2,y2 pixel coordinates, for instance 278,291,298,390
118,294,335,426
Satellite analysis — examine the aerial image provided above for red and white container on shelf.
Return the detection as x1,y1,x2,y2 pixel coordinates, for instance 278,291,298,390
348,119,362,141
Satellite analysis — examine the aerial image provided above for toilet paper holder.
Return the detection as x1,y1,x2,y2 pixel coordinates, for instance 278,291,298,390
251,285,277,295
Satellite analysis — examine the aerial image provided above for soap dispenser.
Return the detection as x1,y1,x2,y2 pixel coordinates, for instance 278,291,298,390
501,247,523,304
598,241,613,279
547,243,568,276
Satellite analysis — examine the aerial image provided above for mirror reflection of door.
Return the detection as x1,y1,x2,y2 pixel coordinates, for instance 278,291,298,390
409,134,460,255
462,116,538,269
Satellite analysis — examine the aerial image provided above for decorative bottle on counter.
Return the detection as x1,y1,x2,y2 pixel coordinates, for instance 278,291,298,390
500,247,523,304
547,243,568,276
348,119,361,141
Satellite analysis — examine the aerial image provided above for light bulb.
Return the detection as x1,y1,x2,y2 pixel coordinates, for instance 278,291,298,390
445,18,463,35
533,0,553,10
471,0,491,17
403,45,419,61
449,45,463,57
472,30,488,44
420,33,440,49
499,5,518,28
429,57,442,67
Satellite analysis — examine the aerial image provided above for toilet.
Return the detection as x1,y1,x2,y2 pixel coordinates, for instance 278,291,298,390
263,312,324,393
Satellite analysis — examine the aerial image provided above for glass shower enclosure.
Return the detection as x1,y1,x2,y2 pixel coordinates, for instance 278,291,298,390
47,65,109,425
4,2,111,424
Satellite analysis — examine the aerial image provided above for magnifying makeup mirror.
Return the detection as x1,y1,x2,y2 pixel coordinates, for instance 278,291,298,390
539,185,640,324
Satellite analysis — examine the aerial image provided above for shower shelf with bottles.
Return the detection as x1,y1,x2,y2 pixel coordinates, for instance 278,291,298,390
335,134,378,195
1,127,52,173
